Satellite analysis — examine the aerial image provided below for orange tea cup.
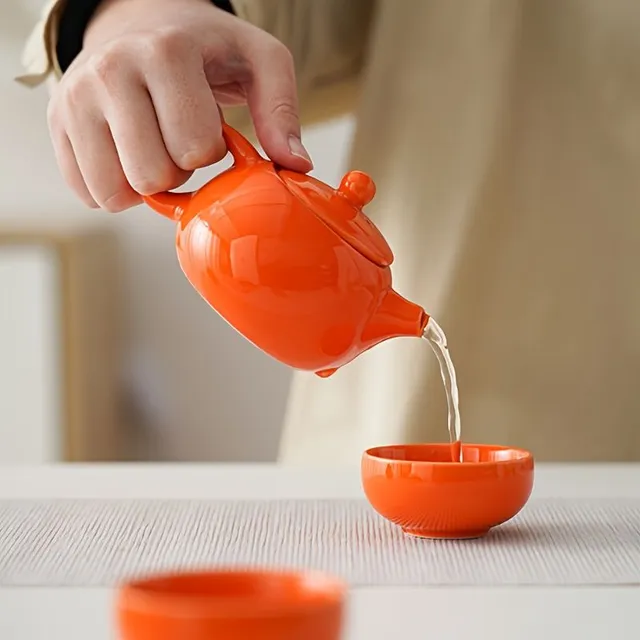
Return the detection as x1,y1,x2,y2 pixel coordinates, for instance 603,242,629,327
362,443,534,539
117,568,346,640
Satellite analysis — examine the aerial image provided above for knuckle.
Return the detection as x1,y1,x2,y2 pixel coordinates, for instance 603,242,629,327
129,178,162,197
270,99,298,122
129,168,184,197
62,73,93,109
280,46,295,71
267,39,294,67
46,82,67,127
144,28,191,61
46,98,61,132
176,138,227,170
88,46,124,86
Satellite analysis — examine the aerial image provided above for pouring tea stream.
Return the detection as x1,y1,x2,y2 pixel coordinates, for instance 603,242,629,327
143,123,461,457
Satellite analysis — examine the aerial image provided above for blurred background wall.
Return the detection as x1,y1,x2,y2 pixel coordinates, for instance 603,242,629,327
0,0,356,463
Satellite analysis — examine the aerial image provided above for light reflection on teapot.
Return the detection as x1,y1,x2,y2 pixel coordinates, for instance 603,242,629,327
143,123,428,377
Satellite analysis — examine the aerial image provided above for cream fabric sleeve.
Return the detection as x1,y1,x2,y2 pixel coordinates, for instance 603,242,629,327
16,0,375,125
15,0,66,87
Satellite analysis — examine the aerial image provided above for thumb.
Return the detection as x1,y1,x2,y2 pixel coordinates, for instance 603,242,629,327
244,41,313,172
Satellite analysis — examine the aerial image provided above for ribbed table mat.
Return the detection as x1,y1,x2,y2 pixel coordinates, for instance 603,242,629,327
1,499,639,587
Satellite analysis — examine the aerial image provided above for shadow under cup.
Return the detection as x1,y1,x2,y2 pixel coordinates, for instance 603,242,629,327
117,569,346,640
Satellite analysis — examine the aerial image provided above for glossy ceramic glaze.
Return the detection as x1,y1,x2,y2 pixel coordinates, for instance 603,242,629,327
362,443,534,539
117,569,346,640
143,124,428,377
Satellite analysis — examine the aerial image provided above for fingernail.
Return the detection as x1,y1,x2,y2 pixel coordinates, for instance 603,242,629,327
288,135,313,167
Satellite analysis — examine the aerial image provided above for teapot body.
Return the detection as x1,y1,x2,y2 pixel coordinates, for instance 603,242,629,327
144,123,428,376
175,163,395,374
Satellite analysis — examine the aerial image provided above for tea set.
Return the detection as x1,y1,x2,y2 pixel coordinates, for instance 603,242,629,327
117,120,535,639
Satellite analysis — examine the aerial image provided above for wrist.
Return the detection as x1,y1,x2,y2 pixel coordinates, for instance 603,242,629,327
56,0,234,74
84,0,210,48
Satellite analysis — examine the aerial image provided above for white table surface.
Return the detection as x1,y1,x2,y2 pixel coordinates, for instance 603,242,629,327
0,463,639,640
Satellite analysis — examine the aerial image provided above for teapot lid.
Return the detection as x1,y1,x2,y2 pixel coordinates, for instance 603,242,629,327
277,169,394,268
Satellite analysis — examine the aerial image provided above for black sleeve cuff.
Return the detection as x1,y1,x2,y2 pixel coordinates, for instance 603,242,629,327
56,0,236,73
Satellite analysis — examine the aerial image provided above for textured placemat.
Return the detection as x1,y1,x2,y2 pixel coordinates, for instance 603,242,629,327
1,499,639,587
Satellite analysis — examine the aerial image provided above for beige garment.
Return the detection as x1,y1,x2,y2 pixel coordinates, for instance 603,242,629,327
22,0,640,464
281,0,640,464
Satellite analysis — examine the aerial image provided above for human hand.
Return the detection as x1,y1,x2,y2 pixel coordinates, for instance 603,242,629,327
47,0,312,212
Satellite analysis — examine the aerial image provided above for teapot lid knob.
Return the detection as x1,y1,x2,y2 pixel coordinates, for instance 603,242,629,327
338,171,376,208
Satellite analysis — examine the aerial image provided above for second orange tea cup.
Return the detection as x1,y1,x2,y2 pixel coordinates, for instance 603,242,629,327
117,568,346,640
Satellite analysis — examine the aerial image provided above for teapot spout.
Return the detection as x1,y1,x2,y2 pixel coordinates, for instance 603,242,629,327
362,289,429,347
143,192,191,221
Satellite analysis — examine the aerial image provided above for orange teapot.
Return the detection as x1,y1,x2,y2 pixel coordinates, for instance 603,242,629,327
144,124,428,378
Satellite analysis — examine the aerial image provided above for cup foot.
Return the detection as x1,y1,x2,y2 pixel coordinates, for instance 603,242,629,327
402,527,490,540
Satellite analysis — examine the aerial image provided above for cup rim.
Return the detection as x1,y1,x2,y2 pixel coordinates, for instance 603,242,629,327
118,568,346,619
363,442,533,467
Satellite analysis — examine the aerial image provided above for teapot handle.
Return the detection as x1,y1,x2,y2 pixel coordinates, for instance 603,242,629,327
221,123,263,167
143,119,263,220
